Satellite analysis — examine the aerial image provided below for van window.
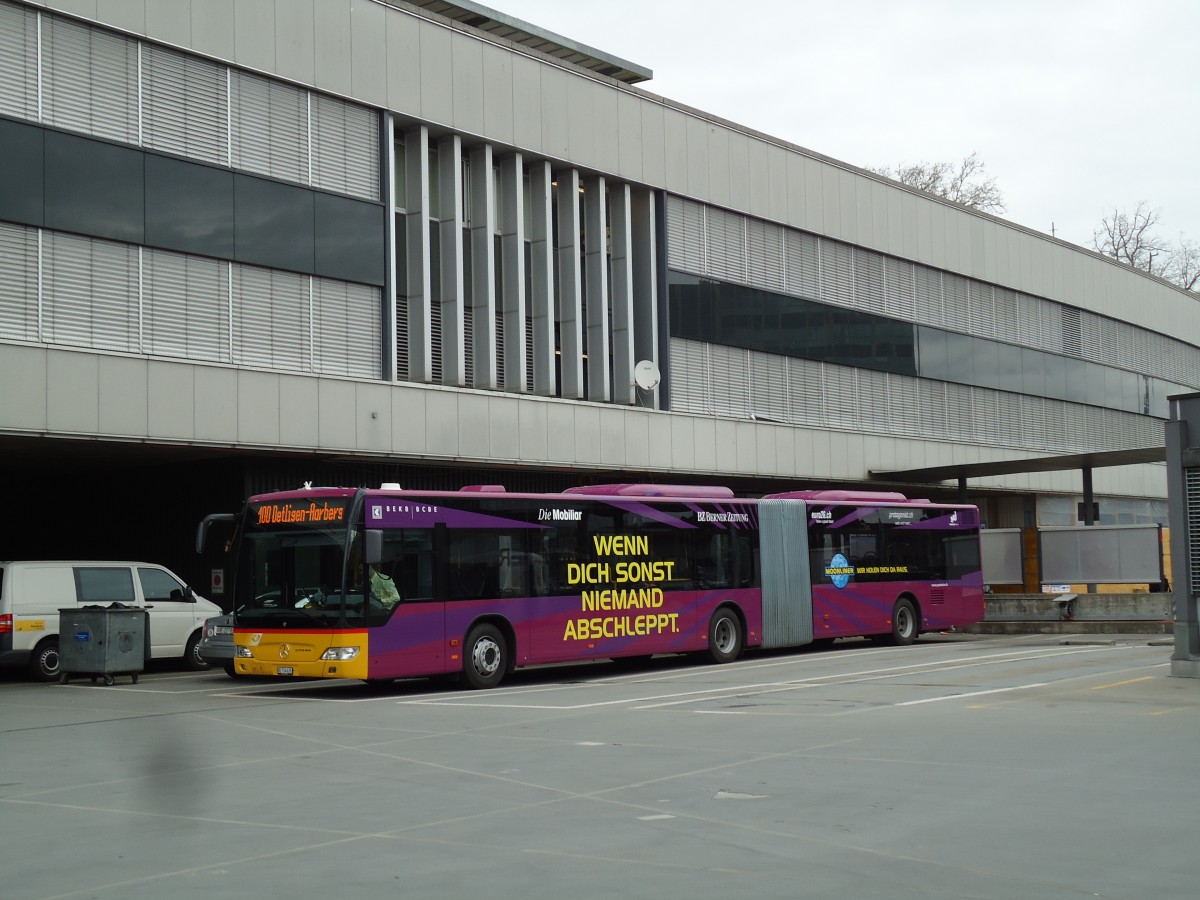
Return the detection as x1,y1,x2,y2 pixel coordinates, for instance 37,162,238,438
138,567,186,602
74,567,136,604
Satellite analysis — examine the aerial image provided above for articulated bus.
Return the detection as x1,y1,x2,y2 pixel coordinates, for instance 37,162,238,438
201,483,984,688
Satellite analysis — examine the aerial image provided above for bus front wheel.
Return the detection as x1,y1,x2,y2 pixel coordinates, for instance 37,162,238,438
707,607,743,664
463,623,507,690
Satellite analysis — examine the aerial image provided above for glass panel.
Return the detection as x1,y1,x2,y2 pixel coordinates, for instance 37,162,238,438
145,154,234,257
233,173,315,273
44,130,143,243
1020,347,1046,396
0,118,43,226
74,567,136,604
138,567,186,601
314,193,386,286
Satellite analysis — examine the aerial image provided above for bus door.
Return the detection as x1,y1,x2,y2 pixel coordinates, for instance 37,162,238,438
369,529,445,677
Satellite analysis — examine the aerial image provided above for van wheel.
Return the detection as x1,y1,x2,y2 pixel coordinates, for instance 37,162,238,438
185,632,209,671
30,638,61,682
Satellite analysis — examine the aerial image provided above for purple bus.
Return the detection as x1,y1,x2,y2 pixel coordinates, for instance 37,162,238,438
207,483,983,688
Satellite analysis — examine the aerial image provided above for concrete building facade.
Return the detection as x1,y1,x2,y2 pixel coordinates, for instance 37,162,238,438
1,0,1196,588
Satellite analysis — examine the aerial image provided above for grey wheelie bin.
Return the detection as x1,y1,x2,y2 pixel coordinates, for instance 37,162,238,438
58,605,149,685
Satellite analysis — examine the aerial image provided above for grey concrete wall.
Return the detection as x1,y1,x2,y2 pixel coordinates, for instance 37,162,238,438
0,343,1170,498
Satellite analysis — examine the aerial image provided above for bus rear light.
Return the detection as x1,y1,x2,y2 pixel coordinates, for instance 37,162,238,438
0,614,11,634
320,647,360,661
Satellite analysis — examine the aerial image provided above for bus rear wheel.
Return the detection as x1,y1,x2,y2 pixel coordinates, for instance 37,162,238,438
707,607,743,664
889,598,918,646
463,623,507,690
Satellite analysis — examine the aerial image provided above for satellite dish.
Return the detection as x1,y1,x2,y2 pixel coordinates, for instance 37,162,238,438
633,360,660,391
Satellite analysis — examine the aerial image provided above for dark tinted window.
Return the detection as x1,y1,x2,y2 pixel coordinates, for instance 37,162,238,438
0,118,44,226
234,173,315,272
45,131,144,243
145,155,234,257
315,192,386,286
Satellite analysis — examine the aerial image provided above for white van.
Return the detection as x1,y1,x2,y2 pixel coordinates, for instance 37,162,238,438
0,561,222,681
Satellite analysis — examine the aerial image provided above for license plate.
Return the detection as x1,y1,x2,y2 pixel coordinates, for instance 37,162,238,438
277,666,294,676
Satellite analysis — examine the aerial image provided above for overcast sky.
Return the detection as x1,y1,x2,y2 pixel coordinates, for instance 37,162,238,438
493,0,1198,252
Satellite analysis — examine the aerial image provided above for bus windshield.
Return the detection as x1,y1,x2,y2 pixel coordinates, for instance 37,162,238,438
236,496,372,626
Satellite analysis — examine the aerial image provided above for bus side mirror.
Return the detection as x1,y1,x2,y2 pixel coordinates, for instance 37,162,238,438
197,513,237,553
364,529,383,565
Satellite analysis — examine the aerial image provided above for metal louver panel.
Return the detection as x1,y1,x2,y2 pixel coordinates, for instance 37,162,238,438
1020,395,1049,450
967,280,995,337
885,374,920,437
918,380,948,438
709,343,750,418
819,240,854,309
42,233,139,351
749,352,788,422
1188,469,1200,590
667,338,713,416
665,195,705,275
0,222,38,341
395,294,410,379
141,45,228,165
784,229,820,301
855,369,889,430
821,364,858,428
785,357,823,426
882,257,916,320
1060,306,1082,357
311,93,381,201
745,218,784,292
942,273,971,331
993,288,1019,343
143,249,227,363
944,382,974,441
231,70,306,184
853,248,884,311
313,279,381,378
913,266,942,327
0,0,37,119
43,16,138,143
995,392,1023,444
706,208,746,284
231,265,309,372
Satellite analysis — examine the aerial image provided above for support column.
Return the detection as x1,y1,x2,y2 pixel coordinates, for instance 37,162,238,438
438,134,465,386
528,161,556,397
500,153,526,393
556,169,583,399
609,182,635,405
584,175,610,402
404,125,431,383
631,188,659,408
1167,393,1200,677
470,144,497,390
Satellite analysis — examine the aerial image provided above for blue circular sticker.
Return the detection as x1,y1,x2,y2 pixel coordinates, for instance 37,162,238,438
827,552,853,589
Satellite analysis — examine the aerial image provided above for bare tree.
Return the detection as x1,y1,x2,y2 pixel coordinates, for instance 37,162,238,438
1092,202,1173,277
1166,236,1200,291
870,152,1006,214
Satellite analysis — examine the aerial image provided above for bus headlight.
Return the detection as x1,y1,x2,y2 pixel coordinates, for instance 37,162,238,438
320,647,360,661
236,646,253,658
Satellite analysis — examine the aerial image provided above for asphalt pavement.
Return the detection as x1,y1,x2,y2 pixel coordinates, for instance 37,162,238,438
0,632,1196,900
